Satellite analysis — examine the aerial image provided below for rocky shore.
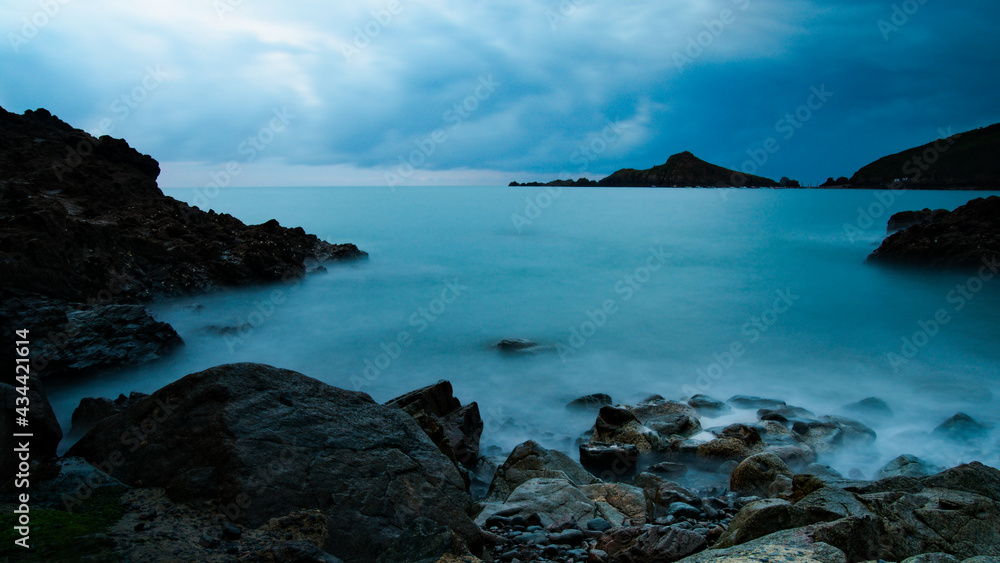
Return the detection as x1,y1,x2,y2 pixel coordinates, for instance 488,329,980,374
0,107,365,480
4,362,998,562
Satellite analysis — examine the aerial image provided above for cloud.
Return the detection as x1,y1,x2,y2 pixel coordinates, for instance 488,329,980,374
2,0,998,186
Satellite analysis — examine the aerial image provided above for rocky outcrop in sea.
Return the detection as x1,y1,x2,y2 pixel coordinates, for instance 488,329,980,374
868,196,1000,269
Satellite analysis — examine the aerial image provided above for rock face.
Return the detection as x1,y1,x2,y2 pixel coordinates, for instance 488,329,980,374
510,151,781,188
0,105,365,381
66,363,479,562
867,196,1000,269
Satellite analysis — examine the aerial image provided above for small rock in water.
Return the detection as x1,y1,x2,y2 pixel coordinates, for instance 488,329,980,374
648,461,687,477
934,412,990,442
727,395,786,409
497,339,538,352
567,393,613,412
840,396,894,419
687,394,730,414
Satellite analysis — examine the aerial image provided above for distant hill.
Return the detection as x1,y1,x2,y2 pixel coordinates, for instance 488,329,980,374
510,151,784,188
845,123,1000,188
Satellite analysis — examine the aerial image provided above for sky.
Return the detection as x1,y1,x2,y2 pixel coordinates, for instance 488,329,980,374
2,0,998,187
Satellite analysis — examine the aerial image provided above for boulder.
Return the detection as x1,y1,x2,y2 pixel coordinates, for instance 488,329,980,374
67,363,480,562
791,416,876,455
485,440,598,502
386,379,483,472
731,453,794,497
693,424,764,466
714,498,794,548
839,397,893,420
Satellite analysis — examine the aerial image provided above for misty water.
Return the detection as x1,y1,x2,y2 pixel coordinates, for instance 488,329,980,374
50,186,1000,479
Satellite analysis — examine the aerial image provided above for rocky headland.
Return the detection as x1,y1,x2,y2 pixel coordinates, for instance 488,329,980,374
3,362,998,562
510,152,787,188
0,106,365,477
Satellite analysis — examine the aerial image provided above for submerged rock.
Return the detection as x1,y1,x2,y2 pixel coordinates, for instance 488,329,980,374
875,454,942,479
933,412,990,442
728,395,787,409
566,393,613,412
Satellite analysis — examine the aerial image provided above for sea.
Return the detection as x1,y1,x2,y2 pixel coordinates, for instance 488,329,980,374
49,186,1000,478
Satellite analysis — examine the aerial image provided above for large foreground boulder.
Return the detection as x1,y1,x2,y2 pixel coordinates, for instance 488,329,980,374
67,363,480,562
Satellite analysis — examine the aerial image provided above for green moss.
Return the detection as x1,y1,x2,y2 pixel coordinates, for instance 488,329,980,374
0,486,127,561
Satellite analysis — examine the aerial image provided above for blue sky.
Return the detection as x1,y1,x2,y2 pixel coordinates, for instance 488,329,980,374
2,0,998,187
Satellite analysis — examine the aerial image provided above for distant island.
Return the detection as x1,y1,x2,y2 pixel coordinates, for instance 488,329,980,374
512,123,1000,190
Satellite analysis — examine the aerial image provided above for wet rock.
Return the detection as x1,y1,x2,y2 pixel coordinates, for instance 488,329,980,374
592,405,661,453
727,395,786,409
757,406,815,424
567,393,614,412
487,440,598,503
628,397,702,439
731,453,793,497
934,412,990,442
876,454,942,479
67,363,479,562
840,397,893,420
791,416,876,455
647,462,687,478
694,424,764,466
579,442,640,478
714,498,794,548
675,526,849,563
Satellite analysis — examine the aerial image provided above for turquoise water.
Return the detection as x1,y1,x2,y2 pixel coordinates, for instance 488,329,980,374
50,186,1000,476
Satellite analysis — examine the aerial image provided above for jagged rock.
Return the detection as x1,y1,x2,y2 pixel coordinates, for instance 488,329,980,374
592,405,661,453
485,440,598,503
386,380,483,472
67,363,479,562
